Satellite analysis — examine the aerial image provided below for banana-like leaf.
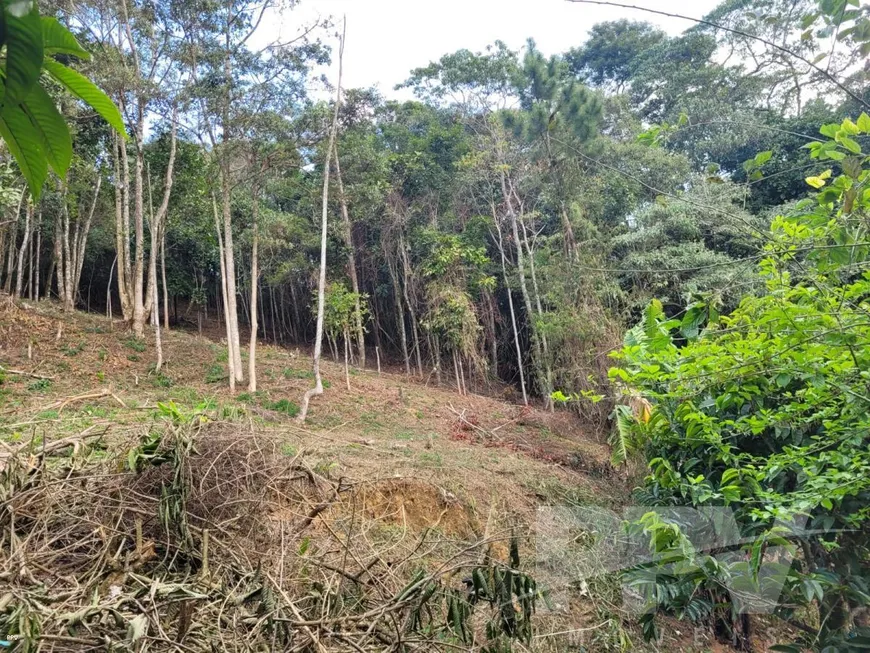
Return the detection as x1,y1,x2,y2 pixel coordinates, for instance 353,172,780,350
0,102,48,198
610,404,635,466
2,1,44,103
41,17,90,59
22,83,72,177
43,59,125,136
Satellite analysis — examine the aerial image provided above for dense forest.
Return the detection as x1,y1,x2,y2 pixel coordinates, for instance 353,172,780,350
1,0,870,650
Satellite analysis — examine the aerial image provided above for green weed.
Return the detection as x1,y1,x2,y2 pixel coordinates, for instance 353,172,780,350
205,364,227,384
151,372,173,388
63,342,85,357
122,337,146,353
264,398,300,417
418,451,443,468
282,367,312,379
28,379,52,392
281,443,298,457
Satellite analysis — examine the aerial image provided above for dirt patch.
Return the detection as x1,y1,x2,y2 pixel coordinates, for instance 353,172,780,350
325,478,480,539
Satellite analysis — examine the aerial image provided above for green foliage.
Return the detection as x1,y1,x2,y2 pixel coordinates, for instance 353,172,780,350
0,3,123,197
205,364,227,385
610,116,870,649
567,20,666,92
264,398,300,418
26,378,51,392
62,341,84,357
401,535,544,648
422,283,481,357
151,372,173,389
122,337,147,353
320,282,368,340
610,178,764,313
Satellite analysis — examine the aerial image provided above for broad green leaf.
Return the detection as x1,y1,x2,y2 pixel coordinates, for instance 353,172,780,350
22,83,72,177
858,112,870,133
775,373,792,387
838,135,862,154
840,117,859,135
42,59,125,136
806,176,827,189
820,123,839,138
41,17,90,59
1,1,44,103
0,102,48,198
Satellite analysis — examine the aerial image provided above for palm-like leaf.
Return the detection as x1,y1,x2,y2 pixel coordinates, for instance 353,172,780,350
610,404,636,466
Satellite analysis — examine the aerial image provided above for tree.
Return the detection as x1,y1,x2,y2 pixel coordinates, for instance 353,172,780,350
298,20,343,423
610,114,870,650
180,0,327,388
566,20,666,94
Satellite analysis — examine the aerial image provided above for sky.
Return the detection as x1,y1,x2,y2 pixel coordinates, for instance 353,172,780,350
264,0,722,99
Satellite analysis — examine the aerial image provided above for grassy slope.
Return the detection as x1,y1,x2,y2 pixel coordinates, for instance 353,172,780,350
0,298,752,651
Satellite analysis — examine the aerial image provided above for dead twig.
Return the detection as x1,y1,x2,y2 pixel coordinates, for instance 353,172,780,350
0,365,54,380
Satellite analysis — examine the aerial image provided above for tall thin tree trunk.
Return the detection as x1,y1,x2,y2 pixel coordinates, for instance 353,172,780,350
27,228,34,300
132,106,147,336
72,176,101,305
115,134,133,321
398,231,423,376
107,255,117,321
14,202,32,299
494,214,528,405
213,195,236,392
298,18,344,423
248,183,260,392
344,328,351,391
434,335,442,386
61,192,74,310
161,231,169,330
142,111,177,332
270,285,278,344
389,260,410,375
54,212,64,306
333,145,366,367
151,248,163,372
4,193,23,294
453,350,461,395
34,219,41,302
521,221,554,411
502,172,548,404
221,170,243,382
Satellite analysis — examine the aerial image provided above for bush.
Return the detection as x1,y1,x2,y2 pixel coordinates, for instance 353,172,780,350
609,117,870,651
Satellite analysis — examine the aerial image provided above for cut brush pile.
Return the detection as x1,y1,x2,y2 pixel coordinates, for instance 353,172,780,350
0,401,545,652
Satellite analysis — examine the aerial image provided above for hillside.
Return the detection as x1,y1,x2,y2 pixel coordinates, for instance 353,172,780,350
4,297,785,652
0,297,632,650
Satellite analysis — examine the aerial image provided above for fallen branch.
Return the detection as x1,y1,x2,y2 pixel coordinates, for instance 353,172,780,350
0,365,54,380
447,403,502,442
41,388,123,414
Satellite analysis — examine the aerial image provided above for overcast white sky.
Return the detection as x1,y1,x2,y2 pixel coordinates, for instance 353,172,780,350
264,0,721,98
